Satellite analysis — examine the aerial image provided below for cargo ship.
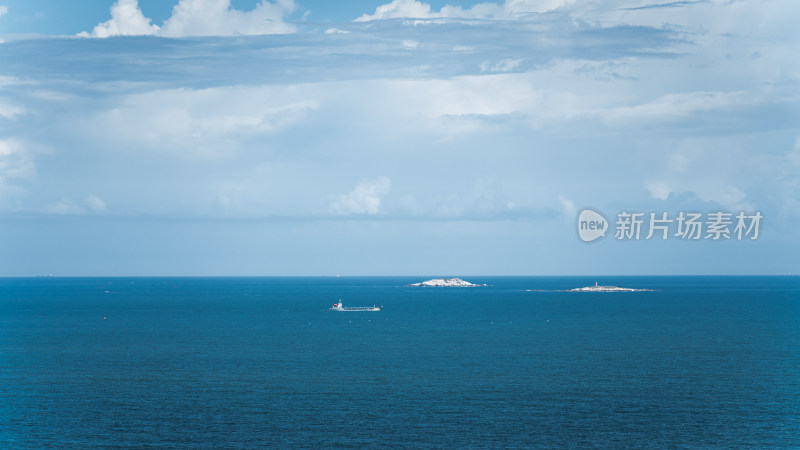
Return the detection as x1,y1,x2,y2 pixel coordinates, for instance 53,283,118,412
329,300,382,311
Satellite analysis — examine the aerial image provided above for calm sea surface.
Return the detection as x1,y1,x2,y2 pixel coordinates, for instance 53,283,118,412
1,276,799,448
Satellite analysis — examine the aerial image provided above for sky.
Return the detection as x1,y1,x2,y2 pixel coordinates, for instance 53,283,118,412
0,0,798,276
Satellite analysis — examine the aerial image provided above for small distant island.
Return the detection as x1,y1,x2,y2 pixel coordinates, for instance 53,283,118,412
568,282,651,292
410,278,486,287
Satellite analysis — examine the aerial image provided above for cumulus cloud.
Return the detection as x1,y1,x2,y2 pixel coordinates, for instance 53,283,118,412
78,0,160,38
80,0,295,38
160,0,296,37
12,0,798,226
355,0,432,21
330,177,391,215
355,0,575,21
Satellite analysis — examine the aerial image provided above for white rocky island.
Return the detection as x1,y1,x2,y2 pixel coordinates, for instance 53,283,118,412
568,282,651,292
410,278,486,287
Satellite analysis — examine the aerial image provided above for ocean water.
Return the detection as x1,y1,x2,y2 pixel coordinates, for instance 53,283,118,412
1,276,799,448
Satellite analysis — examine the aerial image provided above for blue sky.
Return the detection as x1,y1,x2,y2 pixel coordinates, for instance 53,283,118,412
0,0,798,276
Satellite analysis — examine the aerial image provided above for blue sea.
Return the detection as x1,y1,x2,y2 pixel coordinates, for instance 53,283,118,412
1,276,799,448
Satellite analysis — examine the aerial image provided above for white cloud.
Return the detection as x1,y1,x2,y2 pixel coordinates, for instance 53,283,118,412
668,152,689,174
599,91,757,123
0,98,24,120
0,138,36,209
78,0,160,38
85,195,107,212
0,6,6,43
0,76,23,88
778,137,800,217
87,85,317,153
559,195,576,217
501,0,576,15
641,139,766,212
40,196,108,215
384,74,536,120
690,185,753,212
0,138,40,210
431,177,522,219
358,73,775,136
645,180,671,200
790,136,800,166
401,40,419,50
648,180,754,211
386,72,780,132
80,0,295,38
480,58,522,73
355,0,575,21
0,138,35,179
0,139,15,156
13,1,800,225
355,0,431,21
42,198,85,215
160,0,295,37
331,177,391,215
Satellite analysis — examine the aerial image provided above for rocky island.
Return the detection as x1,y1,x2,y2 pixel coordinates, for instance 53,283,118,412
568,282,651,292
410,278,486,287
